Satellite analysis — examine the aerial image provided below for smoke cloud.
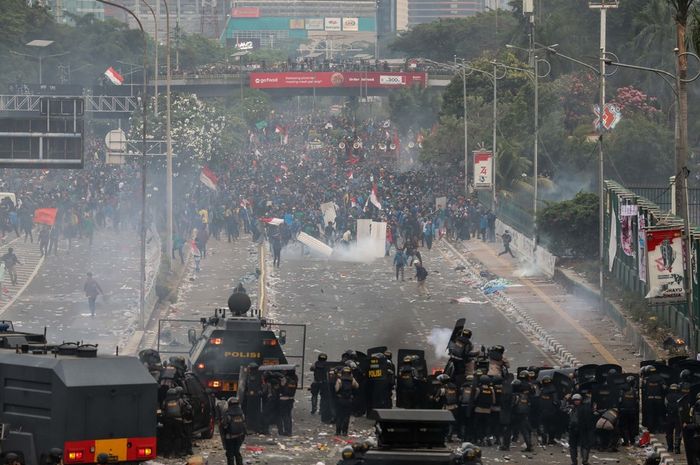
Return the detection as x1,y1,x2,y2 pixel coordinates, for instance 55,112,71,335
427,327,452,360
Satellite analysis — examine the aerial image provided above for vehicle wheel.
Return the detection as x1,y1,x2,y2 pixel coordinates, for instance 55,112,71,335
200,415,215,439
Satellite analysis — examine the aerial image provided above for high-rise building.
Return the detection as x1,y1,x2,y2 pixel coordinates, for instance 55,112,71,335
407,0,484,26
220,0,377,55
45,0,105,23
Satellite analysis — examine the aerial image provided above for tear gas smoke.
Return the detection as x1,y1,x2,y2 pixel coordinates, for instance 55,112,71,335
428,327,453,360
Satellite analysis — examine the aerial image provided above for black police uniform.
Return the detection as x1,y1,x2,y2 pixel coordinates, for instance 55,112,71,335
473,382,494,444
335,374,358,436
160,389,186,457
458,380,475,441
538,383,559,445
278,372,298,436
511,388,533,451
310,359,330,418
396,365,418,409
221,403,247,465
243,365,264,433
261,374,281,434
568,398,595,465
664,388,684,453
618,385,639,446
643,374,667,433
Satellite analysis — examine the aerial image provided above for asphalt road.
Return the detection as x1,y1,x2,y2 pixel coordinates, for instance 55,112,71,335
1,227,142,352
158,237,647,465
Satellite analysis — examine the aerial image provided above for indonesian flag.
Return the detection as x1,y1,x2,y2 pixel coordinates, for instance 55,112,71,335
104,66,124,85
369,184,382,210
351,197,358,208
260,217,284,226
33,208,58,226
346,155,360,165
347,170,354,180
200,166,218,190
280,163,288,172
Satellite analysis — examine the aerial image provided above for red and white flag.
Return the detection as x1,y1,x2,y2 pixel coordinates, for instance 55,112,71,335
104,66,124,85
260,217,284,226
347,170,354,180
369,184,382,210
200,166,218,190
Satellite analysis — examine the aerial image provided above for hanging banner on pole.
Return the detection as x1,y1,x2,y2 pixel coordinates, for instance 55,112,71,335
473,150,493,190
645,228,686,301
637,212,647,283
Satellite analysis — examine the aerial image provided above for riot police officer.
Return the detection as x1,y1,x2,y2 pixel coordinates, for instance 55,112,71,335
643,366,667,433
384,350,396,408
279,369,298,436
220,397,246,465
473,375,495,445
567,393,594,465
490,376,504,446
458,374,475,441
487,345,510,377
161,387,185,457
335,366,359,436
511,380,533,452
538,376,560,445
618,376,639,446
436,374,459,440
179,386,194,455
261,372,282,434
682,393,700,465
243,362,263,433
397,356,419,409
448,329,475,384
665,384,683,454
310,354,331,420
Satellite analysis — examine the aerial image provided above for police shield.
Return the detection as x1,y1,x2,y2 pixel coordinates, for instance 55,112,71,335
577,364,598,384
595,363,622,383
668,355,689,368
552,371,574,398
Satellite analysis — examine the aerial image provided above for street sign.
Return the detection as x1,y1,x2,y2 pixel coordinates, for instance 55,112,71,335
594,103,622,131
473,150,494,190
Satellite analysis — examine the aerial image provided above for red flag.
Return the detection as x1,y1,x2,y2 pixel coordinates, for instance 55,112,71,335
346,155,360,165
347,170,354,180
200,166,218,190
369,184,382,210
34,208,58,226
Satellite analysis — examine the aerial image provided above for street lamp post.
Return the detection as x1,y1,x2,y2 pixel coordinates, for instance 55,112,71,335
95,0,149,332
503,45,551,237
10,50,70,85
162,0,174,270
140,0,159,116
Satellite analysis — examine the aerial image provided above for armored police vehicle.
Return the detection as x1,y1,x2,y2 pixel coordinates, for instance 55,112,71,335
166,292,303,399
0,345,157,465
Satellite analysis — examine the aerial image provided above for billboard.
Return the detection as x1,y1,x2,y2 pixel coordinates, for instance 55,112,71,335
305,18,324,30
250,72,428,89
232,7,260,17
645,228,686,301
289,18,305,29
325,17,342,31
473,150,493,190
342,17,359,31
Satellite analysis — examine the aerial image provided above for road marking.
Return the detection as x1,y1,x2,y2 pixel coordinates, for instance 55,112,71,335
436,242,555,365
0,255,45,316
445,239,620,366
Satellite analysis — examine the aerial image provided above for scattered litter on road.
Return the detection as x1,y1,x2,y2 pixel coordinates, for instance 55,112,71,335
449,296,488,304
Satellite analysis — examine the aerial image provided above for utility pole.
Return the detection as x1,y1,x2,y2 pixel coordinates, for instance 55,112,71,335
164,0,174,270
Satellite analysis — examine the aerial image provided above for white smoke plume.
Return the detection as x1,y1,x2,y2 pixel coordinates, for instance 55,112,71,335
428,327,453,360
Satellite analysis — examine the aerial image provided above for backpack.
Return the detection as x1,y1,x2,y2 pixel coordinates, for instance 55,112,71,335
417,266,428,280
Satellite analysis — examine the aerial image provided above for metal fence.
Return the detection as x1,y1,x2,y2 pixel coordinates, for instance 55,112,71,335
627,185,700,227
477,190,535,238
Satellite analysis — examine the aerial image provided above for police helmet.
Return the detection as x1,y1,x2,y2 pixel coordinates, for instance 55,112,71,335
607,368,617,377
527,370,536,379
462,328,472,338
517,370,529,380
342,366,352,375
680,369,691,380
475,368,484,377
670,384,679,391
511,380,522,391
542,376,552,384
344,349,356,358
437,374,450,383
648,366,657,373
466,374,475,382
572,393,582,401
696,393,700,400
4,453,20,465
227,397,240,405
166,388,178,397
352,443,368,454
174,386,184,395
403,355,413,363
626,376,635,384
493,344,505,353
384,350,392,359
318,353,328,361
346,360,358,369
479,375,490,385
341,446,354,459
492,375,503,385
248,362,259,369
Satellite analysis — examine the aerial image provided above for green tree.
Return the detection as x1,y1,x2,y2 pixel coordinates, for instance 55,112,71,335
537,192,599,258
229,88,272,126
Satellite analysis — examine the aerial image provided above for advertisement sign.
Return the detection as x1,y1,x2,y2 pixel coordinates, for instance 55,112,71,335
342,17,359,31
305,18,324,30
473,150,493,190
289,18,305,29
645,228,686,301
234,39,259,51
325,17,342,31
250,71,428,89
231,7,260,17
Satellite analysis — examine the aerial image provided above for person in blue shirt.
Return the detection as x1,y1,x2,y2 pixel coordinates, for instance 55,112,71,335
393,248,407,281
